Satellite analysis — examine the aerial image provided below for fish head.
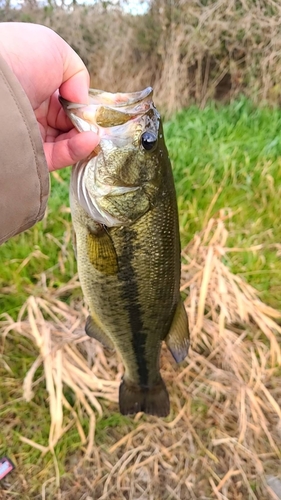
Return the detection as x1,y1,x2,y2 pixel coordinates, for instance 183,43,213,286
60,87,168,227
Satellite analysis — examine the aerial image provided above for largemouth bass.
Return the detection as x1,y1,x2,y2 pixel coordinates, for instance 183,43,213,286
60,87,189,417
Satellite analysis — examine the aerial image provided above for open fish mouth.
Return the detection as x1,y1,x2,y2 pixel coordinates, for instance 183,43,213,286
88,86,153,108
59,87,155,132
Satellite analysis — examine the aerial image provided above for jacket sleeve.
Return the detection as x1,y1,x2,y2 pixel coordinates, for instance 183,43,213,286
0,55,49,245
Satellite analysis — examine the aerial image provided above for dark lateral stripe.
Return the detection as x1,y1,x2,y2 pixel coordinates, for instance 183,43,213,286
117,228,149,386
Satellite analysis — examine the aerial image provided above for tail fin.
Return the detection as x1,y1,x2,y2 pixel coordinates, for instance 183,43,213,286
119,378,170,417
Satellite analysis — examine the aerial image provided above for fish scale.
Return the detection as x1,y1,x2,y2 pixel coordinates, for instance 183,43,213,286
60,87,190,417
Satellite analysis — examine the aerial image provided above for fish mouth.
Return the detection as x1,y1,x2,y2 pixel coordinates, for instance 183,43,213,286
88,86,153,108
59,87,156,131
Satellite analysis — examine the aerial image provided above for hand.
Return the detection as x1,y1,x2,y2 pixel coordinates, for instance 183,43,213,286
0,22,99,172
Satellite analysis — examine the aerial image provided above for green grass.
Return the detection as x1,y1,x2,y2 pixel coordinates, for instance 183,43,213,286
1,97,281,496
165,97,281,305
0,168,76,316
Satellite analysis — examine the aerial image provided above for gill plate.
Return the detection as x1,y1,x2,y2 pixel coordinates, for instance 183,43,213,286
71,160,138,227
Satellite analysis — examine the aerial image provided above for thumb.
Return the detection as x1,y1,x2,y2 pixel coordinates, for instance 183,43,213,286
44,131,99,172
58,37,90,104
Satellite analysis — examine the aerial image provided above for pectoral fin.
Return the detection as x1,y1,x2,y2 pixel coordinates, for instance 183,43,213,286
165,301,189,363
87,227,118,275
85,315,115,350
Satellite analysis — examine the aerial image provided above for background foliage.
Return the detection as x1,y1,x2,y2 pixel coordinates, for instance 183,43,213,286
2,0,281,112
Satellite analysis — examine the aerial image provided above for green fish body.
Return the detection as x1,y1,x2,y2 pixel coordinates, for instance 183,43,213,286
60,87,189,417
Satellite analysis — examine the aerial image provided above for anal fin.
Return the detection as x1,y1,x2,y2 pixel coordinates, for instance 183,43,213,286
85,315,114,350
165,301,189,363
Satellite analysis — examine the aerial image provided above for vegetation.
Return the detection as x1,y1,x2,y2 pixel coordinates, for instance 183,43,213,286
2,0,281,113
1,99,281,498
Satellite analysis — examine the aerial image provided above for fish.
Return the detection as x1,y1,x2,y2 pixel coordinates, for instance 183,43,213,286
59,87,189,417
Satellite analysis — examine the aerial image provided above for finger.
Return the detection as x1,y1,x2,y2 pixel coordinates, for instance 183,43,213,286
44,131,99,172
44,126,78,143
58,39,90,104
43,91,75,132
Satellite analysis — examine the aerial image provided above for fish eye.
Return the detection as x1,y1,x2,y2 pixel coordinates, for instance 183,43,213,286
141,131,158,151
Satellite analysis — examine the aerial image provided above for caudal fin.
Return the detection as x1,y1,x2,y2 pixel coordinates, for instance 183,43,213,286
119,378,170,417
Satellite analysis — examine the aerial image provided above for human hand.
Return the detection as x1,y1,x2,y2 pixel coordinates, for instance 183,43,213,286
0,22,99,172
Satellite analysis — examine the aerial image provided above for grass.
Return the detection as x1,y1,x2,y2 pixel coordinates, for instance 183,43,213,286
165,97,281,306
1,97,281,499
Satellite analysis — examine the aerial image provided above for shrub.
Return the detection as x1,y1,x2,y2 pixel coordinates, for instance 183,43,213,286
2,0,281,113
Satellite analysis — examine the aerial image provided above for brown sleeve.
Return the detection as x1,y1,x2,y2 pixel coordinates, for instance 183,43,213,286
0,55,49,245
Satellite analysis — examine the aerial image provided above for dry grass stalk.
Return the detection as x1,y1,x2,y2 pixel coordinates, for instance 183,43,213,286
2,294,119,454
1,211,281,498
182,215,281,363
